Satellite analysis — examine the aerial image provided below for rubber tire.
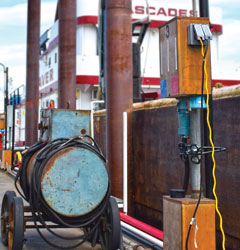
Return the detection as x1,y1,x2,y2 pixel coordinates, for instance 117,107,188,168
100,197,121,250
1,191,16,246
8,197,24,250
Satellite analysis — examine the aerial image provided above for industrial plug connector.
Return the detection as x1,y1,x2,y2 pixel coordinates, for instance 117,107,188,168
188,23,212,46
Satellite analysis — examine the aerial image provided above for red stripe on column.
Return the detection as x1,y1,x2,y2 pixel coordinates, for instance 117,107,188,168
142,77,160,85
210,24,223,34
76,75,99,84
212,79,240,87
77,15,223,34
75,76,240,88
77,16,98,25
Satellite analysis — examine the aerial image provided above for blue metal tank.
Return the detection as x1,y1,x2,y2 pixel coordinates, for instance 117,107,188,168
41,145,108,217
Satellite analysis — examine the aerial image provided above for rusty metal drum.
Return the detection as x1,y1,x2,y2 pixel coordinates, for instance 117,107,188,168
40,146,108,217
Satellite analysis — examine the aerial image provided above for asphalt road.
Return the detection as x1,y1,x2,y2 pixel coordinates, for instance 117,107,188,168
0,170,101,250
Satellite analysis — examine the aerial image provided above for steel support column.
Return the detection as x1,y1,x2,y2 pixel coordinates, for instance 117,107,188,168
105,0,133,198
199,0,214,199
199,0,209,17
25,0,41,146
58,0,76,109
190,109,201,198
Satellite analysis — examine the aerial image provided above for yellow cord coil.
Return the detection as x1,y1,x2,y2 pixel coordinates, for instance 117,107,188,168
200,38,226,250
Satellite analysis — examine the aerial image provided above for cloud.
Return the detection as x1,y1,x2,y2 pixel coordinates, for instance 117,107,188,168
0,44,26,87
0,3,27,27
0,1,57,89
0,2,57,30
41,2,58,32
210,0,240,5
219,19,240,61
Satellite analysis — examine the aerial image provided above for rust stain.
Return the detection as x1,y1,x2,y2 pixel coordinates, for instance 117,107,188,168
80,128,86,135
41,147,74,183
26,150,41,185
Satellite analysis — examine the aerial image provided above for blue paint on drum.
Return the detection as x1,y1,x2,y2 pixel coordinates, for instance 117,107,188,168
51,110,90,140
41,147,108,217
40,109,91,142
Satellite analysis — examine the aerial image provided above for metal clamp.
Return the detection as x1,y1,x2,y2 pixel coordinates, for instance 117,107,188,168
179,141,226,164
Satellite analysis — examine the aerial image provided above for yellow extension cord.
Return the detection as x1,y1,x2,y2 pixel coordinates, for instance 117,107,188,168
200,38,226,250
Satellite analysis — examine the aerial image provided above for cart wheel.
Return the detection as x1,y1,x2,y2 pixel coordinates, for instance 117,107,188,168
8,197,24,250
100,197,121,250
1,191,16,246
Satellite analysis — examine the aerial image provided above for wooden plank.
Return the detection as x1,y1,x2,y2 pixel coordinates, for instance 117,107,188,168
163,197,182,250
182,202,216,250
177,17,211,96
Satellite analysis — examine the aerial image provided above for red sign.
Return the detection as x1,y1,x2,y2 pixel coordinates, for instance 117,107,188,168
134,6,194,17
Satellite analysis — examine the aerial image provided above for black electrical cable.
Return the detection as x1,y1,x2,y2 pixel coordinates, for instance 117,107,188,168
185,39,209,250
182,155,190,195
15,136,111,249
15,141,47,201
28,137,111,249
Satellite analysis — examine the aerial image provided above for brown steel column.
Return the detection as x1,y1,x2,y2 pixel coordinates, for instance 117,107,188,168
58,0,76,109
106,0,133,198
25,0,41,146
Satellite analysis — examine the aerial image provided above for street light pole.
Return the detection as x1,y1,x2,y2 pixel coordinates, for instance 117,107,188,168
0,63,8,150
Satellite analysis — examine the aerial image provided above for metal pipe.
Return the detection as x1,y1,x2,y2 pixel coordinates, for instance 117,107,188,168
122,228,163,250
204,100,214,199
123,112,128,214
105,0,133,199
190,109,201,198
11,92,16,169
0,64,8,150
120,212,163,241
192,0,197,17
25,0,41,146
198,0,214,199
58,0,76,109
90,100,104,138
5,68,8,149
199,0,209,17
121,221,164,248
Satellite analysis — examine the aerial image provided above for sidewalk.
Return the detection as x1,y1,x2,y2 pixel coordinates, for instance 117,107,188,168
0,170,101,250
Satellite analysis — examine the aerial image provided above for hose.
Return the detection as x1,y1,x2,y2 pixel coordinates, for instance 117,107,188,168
15,141,46,201
182,156,190,196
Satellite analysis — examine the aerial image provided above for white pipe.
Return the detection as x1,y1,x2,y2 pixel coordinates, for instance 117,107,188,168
145,0,150,21
121,221,164,248
192,0,197,17
123,112,128,214
90,100,104,138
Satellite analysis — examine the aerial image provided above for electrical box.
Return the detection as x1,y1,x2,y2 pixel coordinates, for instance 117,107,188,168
159,17,212,98
39,109,91,142
0,113,6,129
2,150,12,170
163,196,216,250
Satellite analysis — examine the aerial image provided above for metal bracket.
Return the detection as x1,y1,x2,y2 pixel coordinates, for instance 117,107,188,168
179,141,226,164
132,18,151,45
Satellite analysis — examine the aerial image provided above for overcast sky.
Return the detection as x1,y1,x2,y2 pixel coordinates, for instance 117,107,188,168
0,0,239,110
